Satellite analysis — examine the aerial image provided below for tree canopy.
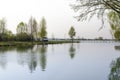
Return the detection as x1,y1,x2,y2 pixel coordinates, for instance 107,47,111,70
108,11,120,39
39,17,47,38
68,26,76,39
72,0,120,21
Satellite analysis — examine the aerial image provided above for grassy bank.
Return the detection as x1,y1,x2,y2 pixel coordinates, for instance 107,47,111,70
0,40,80,46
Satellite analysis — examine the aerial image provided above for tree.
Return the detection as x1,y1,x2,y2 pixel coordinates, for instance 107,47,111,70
72,0,120,22
0,18,7,41
108,11,120,39
39,17,47,39
109,57,120,80
33,19,38,40
68,26,76,41
16,22,27,34
16,22,30,41
28,17,38,41
5,29,14,41
0,18,6,34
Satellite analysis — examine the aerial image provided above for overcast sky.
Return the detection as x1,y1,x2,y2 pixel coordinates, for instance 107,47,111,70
0,0,112,39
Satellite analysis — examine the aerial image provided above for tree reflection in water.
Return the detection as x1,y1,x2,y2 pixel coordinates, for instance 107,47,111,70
69,43,76,59
0,51,7,69
109,57,120,80
28,49,37,73
17,45,47,72
39,45,47,71
114,46,120,51
16,45,37,73
0,47,14,69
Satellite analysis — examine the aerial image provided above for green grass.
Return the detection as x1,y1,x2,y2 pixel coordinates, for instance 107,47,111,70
0,40,80,46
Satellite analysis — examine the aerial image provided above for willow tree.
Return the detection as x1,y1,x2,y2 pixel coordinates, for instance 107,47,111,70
68,26,76,41
72,0,120,22
108,11,120,39
109,57,120,80
39,17,47,39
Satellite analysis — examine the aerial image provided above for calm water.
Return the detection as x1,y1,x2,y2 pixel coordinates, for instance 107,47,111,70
0,42,120,80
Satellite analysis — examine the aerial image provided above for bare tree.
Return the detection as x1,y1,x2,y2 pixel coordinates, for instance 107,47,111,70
28,17,38,41
33,19,38,40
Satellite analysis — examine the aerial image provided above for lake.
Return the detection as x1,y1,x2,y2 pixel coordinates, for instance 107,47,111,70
0,42,120,80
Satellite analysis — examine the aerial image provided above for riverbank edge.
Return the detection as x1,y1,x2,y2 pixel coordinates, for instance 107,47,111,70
0,40,80,47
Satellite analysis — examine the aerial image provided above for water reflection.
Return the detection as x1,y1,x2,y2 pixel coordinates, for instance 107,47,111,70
0,47,15,69
0,43,120,80
0,45,48,72
16,46,33,53
28,51,37,73
17,45,47,72
39,45,47,71
109,57,120,80
16,46,38,73
69,43,76,59
114,46,120,51
0,47,15,53
0,51,7,69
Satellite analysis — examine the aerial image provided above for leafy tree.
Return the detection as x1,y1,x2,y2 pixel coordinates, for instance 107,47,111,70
5,29,15,41
16,33,31,41
39,17,47,39
16,22,27,34
114,30,120,40
108,11,120,30
16,22,30,41
68,26,76,41
108,11,120,39
109,57,120,80
72,0,120,22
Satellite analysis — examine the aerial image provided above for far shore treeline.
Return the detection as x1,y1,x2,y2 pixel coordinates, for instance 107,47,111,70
0,17,47,41
0,16,78,43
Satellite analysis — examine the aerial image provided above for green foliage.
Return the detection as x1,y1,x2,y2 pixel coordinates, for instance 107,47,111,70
114,30,120,40
108,11,120,39
108,11,120,30
109,57,120,80
16,33,32,41
39,17,47,38
16,22,27,34
68,26,76,39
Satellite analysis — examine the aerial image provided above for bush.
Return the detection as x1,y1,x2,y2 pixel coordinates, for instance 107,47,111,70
16,33,32,41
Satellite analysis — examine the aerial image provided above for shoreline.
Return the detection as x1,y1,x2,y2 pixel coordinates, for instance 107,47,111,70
0,40,80,47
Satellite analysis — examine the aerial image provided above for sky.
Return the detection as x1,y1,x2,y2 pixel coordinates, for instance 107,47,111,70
0,0,112,39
